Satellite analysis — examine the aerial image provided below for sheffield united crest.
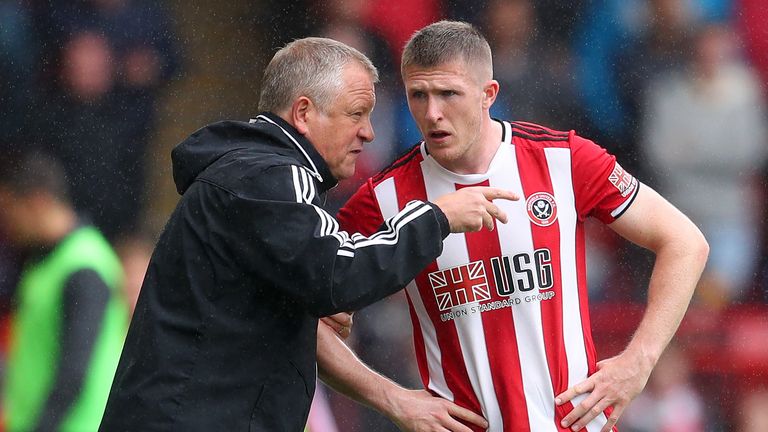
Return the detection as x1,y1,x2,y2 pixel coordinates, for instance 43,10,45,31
526,192,558,227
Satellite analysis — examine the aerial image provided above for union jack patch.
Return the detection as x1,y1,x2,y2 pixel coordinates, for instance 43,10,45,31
429,261,490,311
608,163,638,197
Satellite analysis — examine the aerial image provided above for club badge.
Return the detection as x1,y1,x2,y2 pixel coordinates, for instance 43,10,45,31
526,192,558,227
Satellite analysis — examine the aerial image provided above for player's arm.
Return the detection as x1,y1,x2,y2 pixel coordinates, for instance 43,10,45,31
557,184,708,432
317,321,488,432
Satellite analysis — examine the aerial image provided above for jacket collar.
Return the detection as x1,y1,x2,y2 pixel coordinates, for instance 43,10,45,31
250,112,338,193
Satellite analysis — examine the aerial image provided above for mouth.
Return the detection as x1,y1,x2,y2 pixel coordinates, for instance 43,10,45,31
428,130,451,142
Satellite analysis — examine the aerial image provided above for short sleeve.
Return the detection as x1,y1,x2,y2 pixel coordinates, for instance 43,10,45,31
571,134,639,224
336,179,385,236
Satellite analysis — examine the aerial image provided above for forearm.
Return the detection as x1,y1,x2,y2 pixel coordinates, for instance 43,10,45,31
624,225,708,366
317,322,404,416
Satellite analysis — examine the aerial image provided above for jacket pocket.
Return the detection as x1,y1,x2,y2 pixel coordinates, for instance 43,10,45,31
249,361,311,432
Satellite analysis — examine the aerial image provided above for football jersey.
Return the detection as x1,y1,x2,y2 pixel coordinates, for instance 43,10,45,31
337,120,638,432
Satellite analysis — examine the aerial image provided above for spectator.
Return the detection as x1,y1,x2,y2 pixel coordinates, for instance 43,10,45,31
33,0,180,242
572,0,731,171
0,1,39,158
737,0,768,92
482,0,585,130
642,23,768,306
614,0,696,176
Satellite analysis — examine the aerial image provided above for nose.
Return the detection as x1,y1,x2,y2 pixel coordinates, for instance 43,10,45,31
425,97,442,123
359,116,375,143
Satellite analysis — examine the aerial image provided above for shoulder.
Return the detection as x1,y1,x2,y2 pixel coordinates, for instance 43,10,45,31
369,142,424,186
201,148,305,199
218,160,317,203
337,144,426,230
507,120,574,149
55,227,123,286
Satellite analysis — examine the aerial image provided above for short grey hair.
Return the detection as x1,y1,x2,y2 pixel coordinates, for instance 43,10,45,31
401,21,492,81
258,37,379,113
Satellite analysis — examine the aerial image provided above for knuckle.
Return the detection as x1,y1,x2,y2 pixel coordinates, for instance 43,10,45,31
590,407,603,416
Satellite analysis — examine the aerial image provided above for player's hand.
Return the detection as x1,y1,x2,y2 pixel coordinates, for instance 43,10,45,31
555,351,653,432
387,389,488,432
319,312,354,340
433,187,519,233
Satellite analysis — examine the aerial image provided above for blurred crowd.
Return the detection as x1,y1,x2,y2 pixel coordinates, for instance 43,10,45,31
1,0,768,431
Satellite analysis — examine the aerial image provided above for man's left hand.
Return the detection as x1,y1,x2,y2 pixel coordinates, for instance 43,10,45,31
320,312,354,340
555,351,653,432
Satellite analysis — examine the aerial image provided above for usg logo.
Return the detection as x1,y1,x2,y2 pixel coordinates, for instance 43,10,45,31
526,192,558,227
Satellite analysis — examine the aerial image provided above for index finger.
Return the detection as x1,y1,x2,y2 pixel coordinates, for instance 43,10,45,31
480,187,520,202
555,380,594,405
447,403,489,429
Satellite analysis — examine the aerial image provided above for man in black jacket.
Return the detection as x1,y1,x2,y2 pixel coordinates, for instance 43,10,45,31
100,37,517,431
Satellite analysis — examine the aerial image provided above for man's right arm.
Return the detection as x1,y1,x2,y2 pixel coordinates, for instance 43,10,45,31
317,321,488,432
220,164,517,317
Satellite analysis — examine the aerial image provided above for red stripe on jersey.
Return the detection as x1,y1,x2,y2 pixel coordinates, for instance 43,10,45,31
574,214,616,431
404,290,430,387
337,181,385,236
514,141,572,431
391,160,484,425
574,224,597,375
457,181,531,431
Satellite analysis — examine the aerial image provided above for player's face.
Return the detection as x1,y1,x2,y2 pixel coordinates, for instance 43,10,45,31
404,59,490,172
304,62,376,180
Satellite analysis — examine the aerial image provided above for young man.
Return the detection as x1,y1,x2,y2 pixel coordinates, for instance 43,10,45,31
100,37,515,432
318,21,708,432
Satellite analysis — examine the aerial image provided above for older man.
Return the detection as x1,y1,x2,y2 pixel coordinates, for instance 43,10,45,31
99,37,515,431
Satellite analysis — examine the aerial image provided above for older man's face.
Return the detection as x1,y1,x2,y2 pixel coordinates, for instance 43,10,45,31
304,62,376,180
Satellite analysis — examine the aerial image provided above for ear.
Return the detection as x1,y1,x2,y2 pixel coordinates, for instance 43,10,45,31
290,96,314,135
482,80,500,110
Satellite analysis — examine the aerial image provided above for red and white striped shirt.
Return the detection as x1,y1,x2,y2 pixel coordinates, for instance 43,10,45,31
337,120,638,432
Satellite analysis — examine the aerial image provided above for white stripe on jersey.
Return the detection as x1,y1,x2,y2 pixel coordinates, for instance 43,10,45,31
420,157,505,431
545,148,609,432
374,179,455,401
493,144,558,431
374,178,400,220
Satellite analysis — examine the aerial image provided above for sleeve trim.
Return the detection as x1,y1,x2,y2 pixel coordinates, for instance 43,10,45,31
610,182,640,219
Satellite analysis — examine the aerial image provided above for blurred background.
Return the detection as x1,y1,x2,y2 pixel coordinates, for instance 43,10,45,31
1,0,768,431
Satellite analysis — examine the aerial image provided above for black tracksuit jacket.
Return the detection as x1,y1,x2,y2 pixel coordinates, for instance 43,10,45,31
99,112,449,431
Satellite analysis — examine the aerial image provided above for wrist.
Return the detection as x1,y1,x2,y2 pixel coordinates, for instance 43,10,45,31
376,382,409,420
624,342,662,371
427,201,450,238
